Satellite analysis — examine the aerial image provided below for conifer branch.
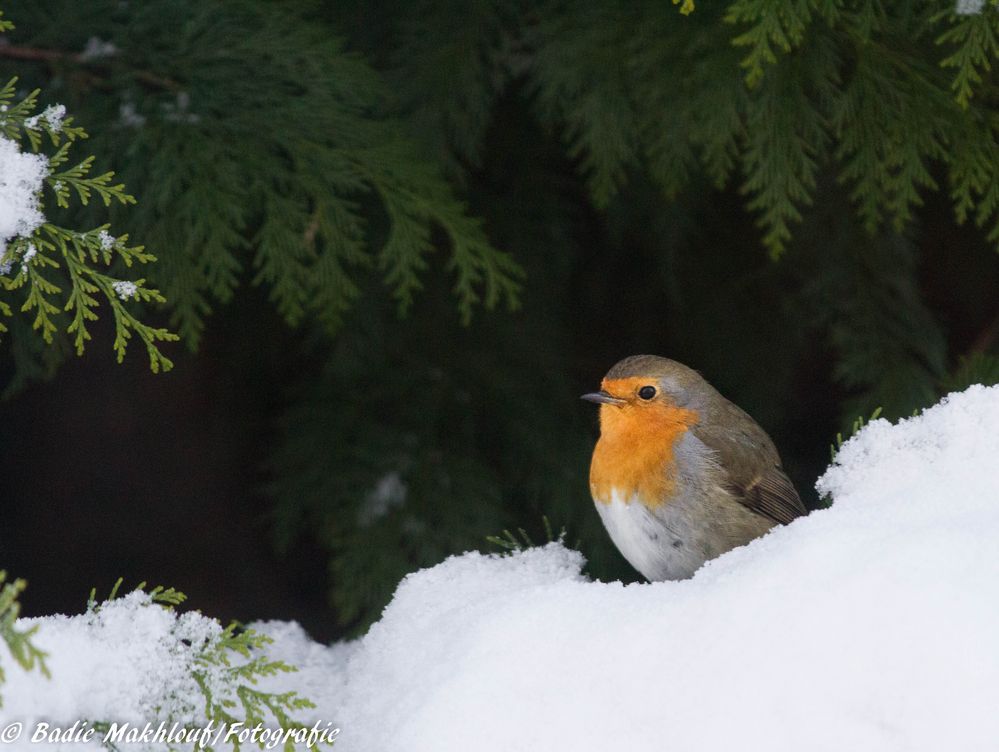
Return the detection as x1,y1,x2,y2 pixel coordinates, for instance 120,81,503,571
0,42,183,91
1,10,177,373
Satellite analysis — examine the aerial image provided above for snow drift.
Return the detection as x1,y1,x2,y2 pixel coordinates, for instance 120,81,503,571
4,385,999,751
323,383,999,751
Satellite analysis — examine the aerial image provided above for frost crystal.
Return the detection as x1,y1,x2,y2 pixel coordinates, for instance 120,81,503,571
112,280,139,300
0,135,47,259
956,0,986,14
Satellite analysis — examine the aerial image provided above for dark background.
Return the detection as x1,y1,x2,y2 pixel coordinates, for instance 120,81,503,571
2,1,999,642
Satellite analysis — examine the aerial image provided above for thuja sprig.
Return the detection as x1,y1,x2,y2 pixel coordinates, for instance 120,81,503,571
193,625,326,751
86,579,328,751
0,68,176,371
0,572,50,708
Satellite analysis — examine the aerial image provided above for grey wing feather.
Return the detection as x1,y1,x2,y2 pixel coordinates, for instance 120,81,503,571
691,400,807,526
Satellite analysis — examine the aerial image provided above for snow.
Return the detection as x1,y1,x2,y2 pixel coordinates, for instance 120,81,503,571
97,229,116,250
2,591,224,726
327,384,999,752
112,280,137,300
20,242,36,274
0,135,47,261
0,592,334,750
4,385,999,751
23,105,66,134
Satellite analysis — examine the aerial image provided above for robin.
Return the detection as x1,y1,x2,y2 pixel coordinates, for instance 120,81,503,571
582,354,806,581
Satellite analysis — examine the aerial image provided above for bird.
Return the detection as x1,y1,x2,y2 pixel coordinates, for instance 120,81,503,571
582,354,806,581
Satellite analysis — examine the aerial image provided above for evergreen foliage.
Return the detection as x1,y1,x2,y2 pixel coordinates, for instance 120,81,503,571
792,196,949,422
4,0,999,631
0,571,49,707
190,627,318,749
267,103,632,631
944,351,999,391
486,515,565,552
2,0,521,356
0,36,176,371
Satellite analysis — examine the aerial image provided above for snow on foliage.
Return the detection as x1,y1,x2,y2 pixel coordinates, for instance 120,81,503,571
97,229,116,250
23,104,66,134
0,134,47,262
112,280,138,300
3,385,999,751
0,589,330,751
3,591,222,726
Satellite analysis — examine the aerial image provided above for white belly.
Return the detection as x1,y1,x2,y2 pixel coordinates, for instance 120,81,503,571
594,489,708,581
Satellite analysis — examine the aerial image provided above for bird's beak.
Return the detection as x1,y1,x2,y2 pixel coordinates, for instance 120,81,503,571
581,390,626,406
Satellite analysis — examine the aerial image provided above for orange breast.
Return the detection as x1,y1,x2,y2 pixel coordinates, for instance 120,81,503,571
589,379,698,509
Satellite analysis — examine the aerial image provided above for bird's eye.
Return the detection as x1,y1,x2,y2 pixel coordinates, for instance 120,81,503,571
638,386,657,400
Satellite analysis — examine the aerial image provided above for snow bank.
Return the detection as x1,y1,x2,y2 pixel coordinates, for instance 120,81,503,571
4,385,999,751
324,384,999,751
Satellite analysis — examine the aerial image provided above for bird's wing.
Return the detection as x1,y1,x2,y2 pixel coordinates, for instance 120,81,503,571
730,465,806,525
691,403,807,526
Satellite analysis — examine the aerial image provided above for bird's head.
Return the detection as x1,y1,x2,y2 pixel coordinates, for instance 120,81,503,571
581,355,708,432
583,355,709,503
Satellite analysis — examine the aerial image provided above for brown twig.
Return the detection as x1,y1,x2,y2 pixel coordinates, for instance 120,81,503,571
0,43,81,64
0,42,182,92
